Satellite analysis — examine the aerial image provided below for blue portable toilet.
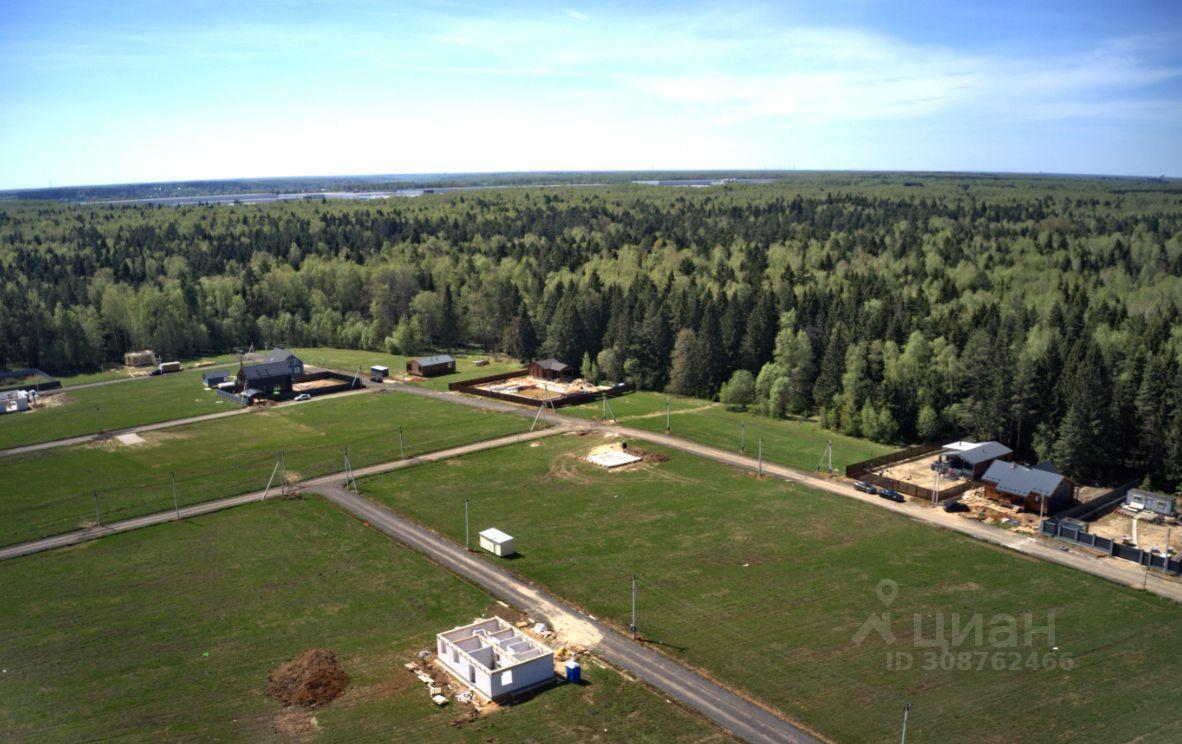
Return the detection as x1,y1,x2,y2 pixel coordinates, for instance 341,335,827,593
564,659,581,683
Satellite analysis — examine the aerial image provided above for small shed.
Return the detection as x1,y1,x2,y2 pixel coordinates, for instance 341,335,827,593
407,354,456,377
528,359,575,381
370,365,389,383
479,528,516,557
203,371,230,387
1126,489,1178,517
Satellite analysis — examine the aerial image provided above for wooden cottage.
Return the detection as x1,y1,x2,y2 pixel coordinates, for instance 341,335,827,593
528,359,576,382
407,354,456,377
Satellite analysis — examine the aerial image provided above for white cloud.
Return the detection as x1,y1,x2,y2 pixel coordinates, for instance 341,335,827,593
564,9,589,22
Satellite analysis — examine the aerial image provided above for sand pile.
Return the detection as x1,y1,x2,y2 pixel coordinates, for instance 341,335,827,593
266,648,350,708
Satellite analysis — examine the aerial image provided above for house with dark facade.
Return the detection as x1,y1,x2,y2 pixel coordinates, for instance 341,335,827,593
406,354,456,377
528,358,576,382
938,440,1013,480
235,349,305,399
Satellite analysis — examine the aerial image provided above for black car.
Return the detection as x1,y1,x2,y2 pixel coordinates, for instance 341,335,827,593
943,500,970,513
878,489,905,503
853,480,877,494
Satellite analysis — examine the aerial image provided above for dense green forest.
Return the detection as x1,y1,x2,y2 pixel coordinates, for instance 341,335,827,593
3,175,1182,488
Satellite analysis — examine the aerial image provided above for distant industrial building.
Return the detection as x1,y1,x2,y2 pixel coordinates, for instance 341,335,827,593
406,354,456,377
1125,488,1178,518
938,441,1013,480
980,460,1074,512
436,617,555,701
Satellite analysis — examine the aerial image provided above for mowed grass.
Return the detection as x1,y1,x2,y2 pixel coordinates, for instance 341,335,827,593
52,353,242,387
0,368,237,450
0,496,723,742
564,391,892,471
0,390,530,546
359,434,1182,744
294,347,522,391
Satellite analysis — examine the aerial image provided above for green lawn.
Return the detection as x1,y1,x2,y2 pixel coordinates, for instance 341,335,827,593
0,390,530,546
359,434,1182,744
52,353,242,387
0,368,237,451
563,391,892,471
294,347,522,391
0,497,722,742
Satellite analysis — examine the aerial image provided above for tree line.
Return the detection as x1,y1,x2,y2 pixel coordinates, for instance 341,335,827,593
2,176,1181,488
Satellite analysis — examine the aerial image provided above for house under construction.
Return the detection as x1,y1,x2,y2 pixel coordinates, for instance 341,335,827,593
435,617,555,701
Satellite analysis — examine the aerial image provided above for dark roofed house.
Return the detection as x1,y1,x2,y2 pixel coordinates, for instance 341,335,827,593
528,358,576,382
939,440,1013,480
981,460,1074,512
235,350,304,400
406,354,456,377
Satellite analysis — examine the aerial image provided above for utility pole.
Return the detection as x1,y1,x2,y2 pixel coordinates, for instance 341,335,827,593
900,702,911,744
740,421,745,454
344,445,357,493
932,469,941,508
465,498,471,551
280,450,288,497
665,398,670,434
1165,527,1173,575
171,472,180,520
1038,493,1045,527
92,489,101,527
399,426,405,459
757,438,763,477
96,405,103,434
630,574,638,638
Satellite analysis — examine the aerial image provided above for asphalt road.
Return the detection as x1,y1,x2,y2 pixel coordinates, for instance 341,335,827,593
309,480,820,744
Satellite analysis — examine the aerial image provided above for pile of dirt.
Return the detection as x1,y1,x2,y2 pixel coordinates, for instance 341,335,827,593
266,648,350,708
632,447,669,464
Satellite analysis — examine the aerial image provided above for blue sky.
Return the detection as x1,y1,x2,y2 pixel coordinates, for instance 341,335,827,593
1,1,1180,188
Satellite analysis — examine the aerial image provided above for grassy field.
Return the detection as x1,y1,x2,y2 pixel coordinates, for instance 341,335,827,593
359,433,1182,744
0,390,530,546
0,496,722,742
52,353,243,387
0,368,238,451
564,391,892,471
294,347,522,390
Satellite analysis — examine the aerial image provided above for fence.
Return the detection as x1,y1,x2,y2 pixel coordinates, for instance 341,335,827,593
0,368,62,394
1039,481,1180,573
859,471,974,504
449,371,628,409
844,443,942,478
1040,520,1181,574
215,388,247,406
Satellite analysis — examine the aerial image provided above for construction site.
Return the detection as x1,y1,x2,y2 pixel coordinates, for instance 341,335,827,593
449,358,626,408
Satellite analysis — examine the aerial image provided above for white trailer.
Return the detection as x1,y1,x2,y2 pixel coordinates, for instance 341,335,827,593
479,528,516,557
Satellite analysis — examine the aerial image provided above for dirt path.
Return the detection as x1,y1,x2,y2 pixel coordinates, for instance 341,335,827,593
617,402,720,421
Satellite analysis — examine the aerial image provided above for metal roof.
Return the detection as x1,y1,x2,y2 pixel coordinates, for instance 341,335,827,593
479,527,514,544
412,354,455,366
533,358,571,371
240,360,296,380
266,348,299,363
943,440,1012,465
981,460,1067,497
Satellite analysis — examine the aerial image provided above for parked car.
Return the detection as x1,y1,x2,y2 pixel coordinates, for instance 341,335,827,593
854,480,877,494
294,393,312,401
878,489,905,503
943,500,969,513
148,368,163,376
